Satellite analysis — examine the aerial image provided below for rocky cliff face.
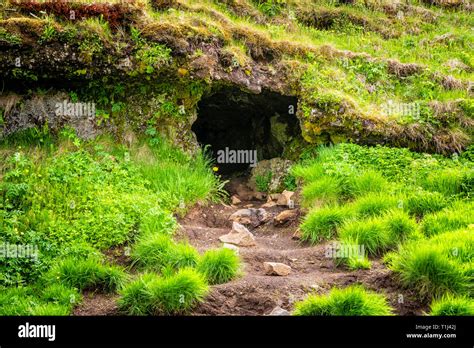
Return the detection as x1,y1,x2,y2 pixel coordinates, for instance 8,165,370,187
0,0,472,156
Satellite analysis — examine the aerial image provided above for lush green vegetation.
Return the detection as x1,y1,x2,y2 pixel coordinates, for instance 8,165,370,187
293,285,393,316
0,131,228,315
294,143,473,305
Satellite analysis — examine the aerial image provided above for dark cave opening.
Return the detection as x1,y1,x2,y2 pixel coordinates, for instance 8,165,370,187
192,87,299,175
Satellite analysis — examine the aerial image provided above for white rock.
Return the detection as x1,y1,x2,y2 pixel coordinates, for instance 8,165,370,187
263,262,291,276
219,222,256,246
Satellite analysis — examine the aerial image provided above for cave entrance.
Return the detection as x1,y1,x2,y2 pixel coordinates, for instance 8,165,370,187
192,87,299,175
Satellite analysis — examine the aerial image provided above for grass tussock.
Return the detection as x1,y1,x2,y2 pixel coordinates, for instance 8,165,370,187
293,285,393,316
118,268,209,315
197,248,240,285
44,257,127,292
429,294,474,316
389,229,473,299
131,234,199,272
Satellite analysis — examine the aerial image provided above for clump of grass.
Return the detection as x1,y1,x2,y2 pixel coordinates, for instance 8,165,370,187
346,170,388,197
291,162,325,183
197,248,240,285
293,285,393,316
118,268,209,315
406,190,447,217
382,209,418,244
345,255,372,270
420,201,474,237
429,294,474,316
338,218,390,256
302,176,342,206
44,257,126,292
41,284,81,309
134,140,224,209
300,205,354,244
29,303,71,316
389,230,473,298
349,193,400,217
131,234,199,272
421,169,465,197
117,273,157,315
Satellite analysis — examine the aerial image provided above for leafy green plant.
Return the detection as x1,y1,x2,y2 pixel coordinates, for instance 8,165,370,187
197,248,240,285
135,44,172,74
255,171,272,192
254,0,286,17
293,285,393,316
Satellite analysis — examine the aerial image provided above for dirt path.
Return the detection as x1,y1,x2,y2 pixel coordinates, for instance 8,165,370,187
74,177,426,316
176,177,425,316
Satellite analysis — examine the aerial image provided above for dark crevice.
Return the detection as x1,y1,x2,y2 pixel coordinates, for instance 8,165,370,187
192,86,299,175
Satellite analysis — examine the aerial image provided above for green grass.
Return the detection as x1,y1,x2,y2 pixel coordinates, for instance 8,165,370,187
293,285,393,316
429,294,474,316
301,176,342,206
44,257,127,292
346,170,388,198
405,190,448,217
382,210,418,244
41,284,81,308
29,303,71,316
0,284,80,315
389,229,473,298
420,201,474,237
338,217,390,256
131,234,199,272
197,248,240,285
300,205,354,244
118,268,209,315
421,168,471,197
139,208,178,236
348,193,401,218
133,139,225,210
